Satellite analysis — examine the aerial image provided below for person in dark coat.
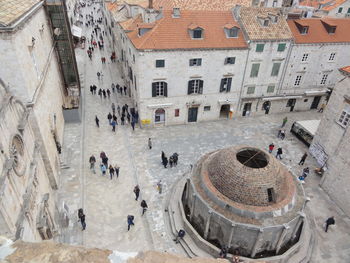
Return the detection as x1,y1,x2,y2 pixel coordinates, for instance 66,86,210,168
95,116,100,127
102,156,108,167
173,153,178,166
107,89,111,98
78,208,86,230
173,229,185,243
162,157,168,168
299,152,308,165
131,120,135,131
148,138,152,149
133,185,140,201
161,151,165,161
127,215,135,231
276,147,283,159
107,112,112,124
169,156,174,168
111,120,116,132
102,89,107,99
121,115,125,125
324,216,335,232
141,200,148,215
109,165,115,180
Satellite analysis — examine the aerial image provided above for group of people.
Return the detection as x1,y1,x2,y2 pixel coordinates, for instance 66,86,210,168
161,151,179,168
128,185,149,231
89,152,120,180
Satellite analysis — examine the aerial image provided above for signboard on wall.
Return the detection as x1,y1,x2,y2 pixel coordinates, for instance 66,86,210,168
141,119,151,125
309,141,328,167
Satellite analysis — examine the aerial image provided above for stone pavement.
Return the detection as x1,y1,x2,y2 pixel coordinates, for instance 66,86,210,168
57,2,350,262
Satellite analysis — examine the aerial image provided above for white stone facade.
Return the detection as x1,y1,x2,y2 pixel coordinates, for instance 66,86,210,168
310,68,350,216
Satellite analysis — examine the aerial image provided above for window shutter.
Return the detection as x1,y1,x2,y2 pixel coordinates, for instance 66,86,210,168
224,58,228,65
164,82,168,97
188,81,192,94
198,59,202,66
227,78,232,92
152,83,157,97
199,80,204,94
220,79,225,92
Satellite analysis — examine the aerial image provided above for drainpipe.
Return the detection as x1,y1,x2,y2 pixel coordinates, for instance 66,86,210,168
277,39,294,94
237,45,251,114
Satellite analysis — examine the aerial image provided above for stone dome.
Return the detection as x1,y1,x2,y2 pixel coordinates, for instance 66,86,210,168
206,146,289,206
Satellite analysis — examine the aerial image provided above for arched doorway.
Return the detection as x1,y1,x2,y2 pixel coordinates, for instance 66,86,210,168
154,108,165,123
262,101,271,114
220,104,230,118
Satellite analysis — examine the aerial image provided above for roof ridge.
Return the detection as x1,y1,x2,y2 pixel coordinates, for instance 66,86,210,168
137,16,165,49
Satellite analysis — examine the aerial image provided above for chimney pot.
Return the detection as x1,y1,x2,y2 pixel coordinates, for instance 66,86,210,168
149,0,153,9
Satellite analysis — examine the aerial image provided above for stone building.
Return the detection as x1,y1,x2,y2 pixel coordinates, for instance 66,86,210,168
282,18,350,113
234,7,295,117
0,0,79,241
175,146,311,260
0,80,58,241
310,66,350,217
298,0,350,18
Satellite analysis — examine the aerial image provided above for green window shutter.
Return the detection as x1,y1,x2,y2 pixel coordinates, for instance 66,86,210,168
256,44,264,52
227,78,232,92
152,83,157,97
188,81,193,94
267,85,275,93
271,63,281,76
347,7,350,13
277,43,286,52
250,63,260,77
220,79,225,92
164,82,168,97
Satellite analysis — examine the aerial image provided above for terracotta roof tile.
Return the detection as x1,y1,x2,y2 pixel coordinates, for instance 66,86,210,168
122,10,247,50
287,18,350,43
0,0,40,26
154,0,252,11
298,0,347,11
239,7,293,40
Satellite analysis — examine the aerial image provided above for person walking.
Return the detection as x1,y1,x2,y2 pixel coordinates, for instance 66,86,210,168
121,115,125,125
89,155,96,173
281,117,288,128
280,129,286,140
162,157,168,168
140,200,148,216
111,103,116,114
131,120,135,131
173,153,178,166
124,86,127,95
95,116,100,128
97,71,100,80
276,147,283,160
107,112,112,125
114,164,120,178
109,165,115,180
127,215,135,231
299,152,308,165
111,120,116,132
148,138,152,149
117,105,121,116
324,216,335,232
100,163,106,176
318,103,326,113
169,156,174,168
157,180,162,194
78,208,86,231
268,143,275,153
173,229,185,243
111,83,115,93
133,185,140,201
107,89,111,98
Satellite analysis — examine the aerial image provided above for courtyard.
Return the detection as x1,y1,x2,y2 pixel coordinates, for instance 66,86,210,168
56,3,350,262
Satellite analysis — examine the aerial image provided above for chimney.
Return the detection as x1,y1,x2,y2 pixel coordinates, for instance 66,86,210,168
149,0,153,9
173,7,180,18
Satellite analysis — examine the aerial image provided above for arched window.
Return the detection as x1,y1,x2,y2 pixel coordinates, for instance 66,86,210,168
155,108,165,123
152,82,168,97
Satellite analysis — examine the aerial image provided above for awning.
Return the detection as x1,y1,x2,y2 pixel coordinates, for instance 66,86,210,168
295,120,321,136
71,25,82,38
147,103,173,109
262,95,302,101
304,90,328,96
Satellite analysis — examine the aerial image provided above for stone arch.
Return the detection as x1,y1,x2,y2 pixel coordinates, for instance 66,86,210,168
9,134,27,176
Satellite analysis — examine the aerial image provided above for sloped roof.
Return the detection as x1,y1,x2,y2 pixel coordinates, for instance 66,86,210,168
0,0,41,27
239,7,293,41
154,0,252,11
340,66,350,74
121,10,248,50
298,0,348,11
287,18,350,43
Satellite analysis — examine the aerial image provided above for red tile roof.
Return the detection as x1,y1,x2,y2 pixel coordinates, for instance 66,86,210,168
121,10,248,50
340,66,350,74
287,18,350,43
298,0,347,11
154,0,252,11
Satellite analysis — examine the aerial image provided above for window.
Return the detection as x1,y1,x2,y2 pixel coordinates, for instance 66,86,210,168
338,109,350,127
204,106,211,111
188,79,203,94
152,82,168,97
250,63,260,77
301,26,308,34
193,29,202,39
133,55,135,63
277,43,286,52
224,57,236,65
338,7,343,13
220,78,232,92
320,74,328,85
267,188,275,202
247,86,255,94
347,8,350,13
263,19,269,27
189,58,202,66
256,44,265,52
156,60,165,68
267,85,275,93
175,109,180,117
294,75,302,86
329,53,336,61
129,48,131,54
227,27,239,38
271,63,281,77
301,53,309,62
